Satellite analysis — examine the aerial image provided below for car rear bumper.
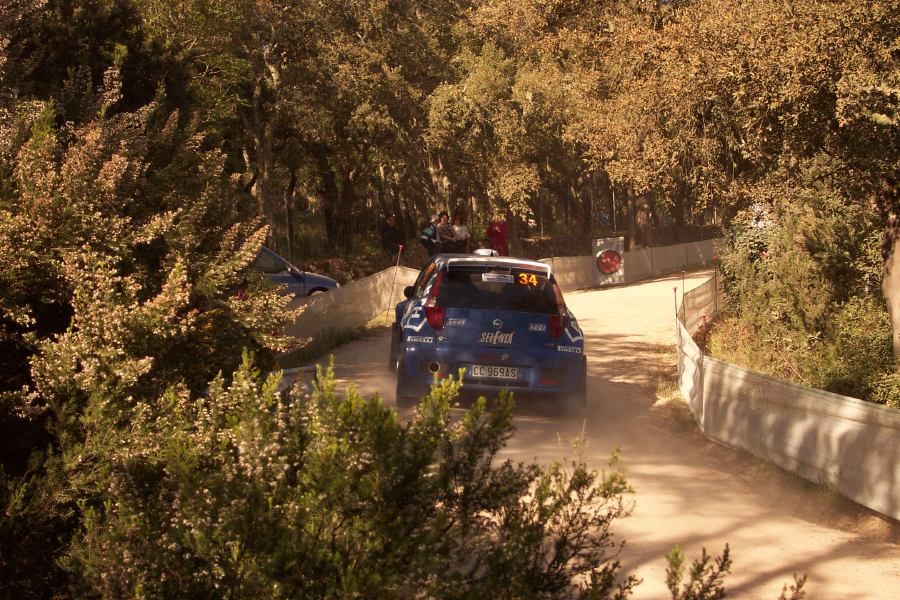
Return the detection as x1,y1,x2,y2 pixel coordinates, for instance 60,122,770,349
399,343,585,396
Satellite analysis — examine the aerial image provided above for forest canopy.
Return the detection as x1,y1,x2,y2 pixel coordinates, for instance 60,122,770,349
0,0,896,595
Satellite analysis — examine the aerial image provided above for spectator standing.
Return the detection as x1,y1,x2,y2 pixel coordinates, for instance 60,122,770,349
419,213,441,257
487,214,509,256
451,213,470,253
379,213,404,264
436,210,456,251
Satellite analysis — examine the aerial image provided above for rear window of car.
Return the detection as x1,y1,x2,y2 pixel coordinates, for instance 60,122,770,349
253,248,290,274
438,265,559,314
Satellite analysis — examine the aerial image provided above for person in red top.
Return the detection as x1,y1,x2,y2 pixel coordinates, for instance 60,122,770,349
487,214,508,256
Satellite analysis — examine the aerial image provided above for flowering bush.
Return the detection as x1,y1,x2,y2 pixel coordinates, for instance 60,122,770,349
0,81,299,593
65,359,639,598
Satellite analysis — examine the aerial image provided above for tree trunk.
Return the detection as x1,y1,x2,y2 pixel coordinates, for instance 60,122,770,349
581,178,593,243
627,191,637,250
245,50,281,247
884,243,900,360
674,179,689,227
507,208,521,257
318,155,345,250
284,168,297,262
879,178,900,361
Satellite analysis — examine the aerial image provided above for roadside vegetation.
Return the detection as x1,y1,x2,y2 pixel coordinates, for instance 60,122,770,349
712,193,899,405
0,0,890,595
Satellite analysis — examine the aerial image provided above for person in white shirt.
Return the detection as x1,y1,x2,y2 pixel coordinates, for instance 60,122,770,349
451,213,470,253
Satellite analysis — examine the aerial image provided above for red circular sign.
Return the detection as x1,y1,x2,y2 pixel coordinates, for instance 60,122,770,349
596,249,622,275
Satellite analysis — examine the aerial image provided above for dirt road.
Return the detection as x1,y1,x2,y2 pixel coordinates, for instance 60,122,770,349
318,270,900,599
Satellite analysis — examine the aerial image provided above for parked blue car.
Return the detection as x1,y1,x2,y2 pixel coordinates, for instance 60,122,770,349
389,254,586,408
251,247,339,298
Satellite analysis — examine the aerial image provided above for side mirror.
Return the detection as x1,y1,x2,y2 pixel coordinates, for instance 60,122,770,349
403,285,415,299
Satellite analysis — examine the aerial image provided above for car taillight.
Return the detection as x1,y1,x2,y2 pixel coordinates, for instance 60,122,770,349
425,270,446,330
548,276,568,338
549,314,568,338
426,305,445,330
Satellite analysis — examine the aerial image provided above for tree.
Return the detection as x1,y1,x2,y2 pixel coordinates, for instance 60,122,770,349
569,0,898,378
0,64,297,590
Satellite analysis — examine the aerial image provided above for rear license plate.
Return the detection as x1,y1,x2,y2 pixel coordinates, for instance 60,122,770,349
468,364,520,380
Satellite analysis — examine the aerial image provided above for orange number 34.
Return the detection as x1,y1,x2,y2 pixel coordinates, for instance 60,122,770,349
518,273,538,286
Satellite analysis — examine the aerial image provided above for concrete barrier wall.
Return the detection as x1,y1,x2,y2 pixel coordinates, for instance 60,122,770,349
701,357,900,520
681,275,724,336
685,240,717,266
540,256,596,291
677,321,704,424
285,266,419,339
649,243,686,276
678,276,900,521
287,241,720,338
543,238,720,291
623,248,654,283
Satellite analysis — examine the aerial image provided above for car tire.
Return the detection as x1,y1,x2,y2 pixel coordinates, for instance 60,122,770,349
561,357,587,413
395,362,421,409
388,324,399,371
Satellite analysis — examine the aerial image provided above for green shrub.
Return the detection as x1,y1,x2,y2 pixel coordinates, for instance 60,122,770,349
64,357,641,599
870,372,900,409
818,296,896,400
713,156,896,405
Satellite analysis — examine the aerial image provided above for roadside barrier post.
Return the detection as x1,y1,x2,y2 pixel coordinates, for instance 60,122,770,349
700,314,707,425
674,286,680,340
712,255,719,315
701,314,708,350
675,286,682,384
383,244,404,323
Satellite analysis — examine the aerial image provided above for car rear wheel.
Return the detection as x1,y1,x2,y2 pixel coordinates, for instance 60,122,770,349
395,362,422,409
388,324,399,371
561,357,587,413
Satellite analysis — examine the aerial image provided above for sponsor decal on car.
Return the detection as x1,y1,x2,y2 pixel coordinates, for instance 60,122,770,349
557,345,582,353
402,306,429,332
480,331,514,345
407,336,435,343
528,323,547,332
447,318,467,326
481,273,515,283
565,324,584,342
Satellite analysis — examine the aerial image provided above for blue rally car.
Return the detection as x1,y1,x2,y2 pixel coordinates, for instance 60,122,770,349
389,254,586,408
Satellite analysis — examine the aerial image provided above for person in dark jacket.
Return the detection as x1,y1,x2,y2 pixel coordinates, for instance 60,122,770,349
380,213,404,264
436,210,456,250
419,213,441,257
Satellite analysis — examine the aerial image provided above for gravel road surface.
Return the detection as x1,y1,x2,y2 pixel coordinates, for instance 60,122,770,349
317,270,900,599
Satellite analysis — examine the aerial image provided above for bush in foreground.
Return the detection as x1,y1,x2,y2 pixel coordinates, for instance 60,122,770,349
65,358,639,598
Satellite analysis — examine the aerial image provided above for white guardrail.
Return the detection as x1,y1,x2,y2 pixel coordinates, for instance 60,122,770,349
284,265,421,340
678,275,900,521
284,240,898,520
285,239,721,338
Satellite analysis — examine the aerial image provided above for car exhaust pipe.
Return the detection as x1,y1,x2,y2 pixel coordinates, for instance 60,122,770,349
428,361,441,374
